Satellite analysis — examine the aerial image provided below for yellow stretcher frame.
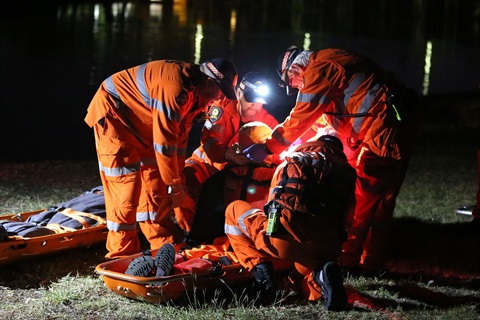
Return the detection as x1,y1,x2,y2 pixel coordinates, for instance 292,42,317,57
0,210,108,265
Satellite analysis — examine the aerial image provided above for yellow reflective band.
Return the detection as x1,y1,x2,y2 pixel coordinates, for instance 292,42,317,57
391,104,402,122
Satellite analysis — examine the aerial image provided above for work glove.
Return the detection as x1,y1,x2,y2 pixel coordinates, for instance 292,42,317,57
243,143,272,163
225,143,251,166
174,207,195,233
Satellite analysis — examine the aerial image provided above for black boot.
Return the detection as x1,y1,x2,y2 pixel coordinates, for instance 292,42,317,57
125,251,155,277
313,262,348,311
252,262,276,304
154,243,176,277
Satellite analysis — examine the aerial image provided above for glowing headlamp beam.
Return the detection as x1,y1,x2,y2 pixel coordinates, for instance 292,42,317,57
254,85,269,96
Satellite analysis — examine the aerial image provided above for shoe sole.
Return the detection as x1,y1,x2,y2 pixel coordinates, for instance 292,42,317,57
125,255,155,277
154,243,176,277
320,262,348,311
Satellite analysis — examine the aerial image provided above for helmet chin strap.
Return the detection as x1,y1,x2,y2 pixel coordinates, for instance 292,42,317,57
236,88,246,117
237,97,247,119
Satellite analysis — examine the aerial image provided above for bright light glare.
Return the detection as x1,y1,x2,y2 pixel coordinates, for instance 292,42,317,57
149,3,162,20
229,9,237,48
303,33,311,51
94,4,100,21
422,41,432,96
255,85,269,96
247,185,257,195
194,24,204,64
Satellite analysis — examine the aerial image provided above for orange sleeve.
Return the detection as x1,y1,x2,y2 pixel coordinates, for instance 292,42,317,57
152,85,190,185
149,62,194,186
201,100,237,163
266,61,341,155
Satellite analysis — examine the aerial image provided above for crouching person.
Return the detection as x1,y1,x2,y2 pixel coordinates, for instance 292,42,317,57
224,135,356,310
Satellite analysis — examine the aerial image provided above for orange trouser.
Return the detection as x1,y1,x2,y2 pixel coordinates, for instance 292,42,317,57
94,120,181,259
135,164,182,250
225,200,344,300
339,146,410,268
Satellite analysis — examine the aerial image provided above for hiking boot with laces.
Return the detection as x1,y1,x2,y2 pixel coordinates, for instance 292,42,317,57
313,261,348,311
154,243,176,277
125,251,155,277
252,262,276,304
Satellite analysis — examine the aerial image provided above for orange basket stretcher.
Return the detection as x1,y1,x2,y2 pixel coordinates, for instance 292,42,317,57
0,209,107,265
95,239,293,304
95,239,253,304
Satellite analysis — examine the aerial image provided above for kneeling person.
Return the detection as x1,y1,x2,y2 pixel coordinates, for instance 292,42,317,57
224,135,356,310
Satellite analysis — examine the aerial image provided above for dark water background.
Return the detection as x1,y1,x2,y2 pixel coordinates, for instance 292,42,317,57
1,0,479,161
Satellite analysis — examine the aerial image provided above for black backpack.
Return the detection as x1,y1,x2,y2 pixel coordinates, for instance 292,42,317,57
268,151,356,216
265,149,356,243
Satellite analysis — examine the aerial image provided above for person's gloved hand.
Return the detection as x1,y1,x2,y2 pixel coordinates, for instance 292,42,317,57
243,143,272,162
225,143,251,165
174,207,195,233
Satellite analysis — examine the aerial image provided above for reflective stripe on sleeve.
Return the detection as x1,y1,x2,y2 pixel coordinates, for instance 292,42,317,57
191,148,207,160
177,145,187,158
152,99,182,122
271,130,294,148
343,73,366,107
153,143,187,158
105,76,119,99
154,143,177,156
351,83,381,133
297,92,322,104
140,157,157,167
136,63,151,107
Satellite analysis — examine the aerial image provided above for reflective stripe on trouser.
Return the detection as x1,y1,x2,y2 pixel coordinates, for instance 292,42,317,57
339,146,409,268
95,123,142,259
224,200,271,270
136,162,181,250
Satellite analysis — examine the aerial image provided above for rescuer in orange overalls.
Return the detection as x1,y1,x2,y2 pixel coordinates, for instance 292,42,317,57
84,58,238,259
176,72,279,234
244,46,419,271
225,135,356,310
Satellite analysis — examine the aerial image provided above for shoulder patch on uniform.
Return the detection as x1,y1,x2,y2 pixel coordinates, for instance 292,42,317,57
176,90,189,106
208,106,223,123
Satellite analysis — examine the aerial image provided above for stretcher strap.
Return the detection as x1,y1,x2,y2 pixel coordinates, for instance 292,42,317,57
58,208,107,228
7,224,78,238
44,223,79,234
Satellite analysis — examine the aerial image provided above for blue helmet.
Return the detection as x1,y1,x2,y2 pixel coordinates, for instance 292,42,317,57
237,72,269,104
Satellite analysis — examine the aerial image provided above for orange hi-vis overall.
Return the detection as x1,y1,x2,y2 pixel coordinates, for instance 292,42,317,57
265,49,417,269
225,140,354,300
85,60,207,259
183,98,278,203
